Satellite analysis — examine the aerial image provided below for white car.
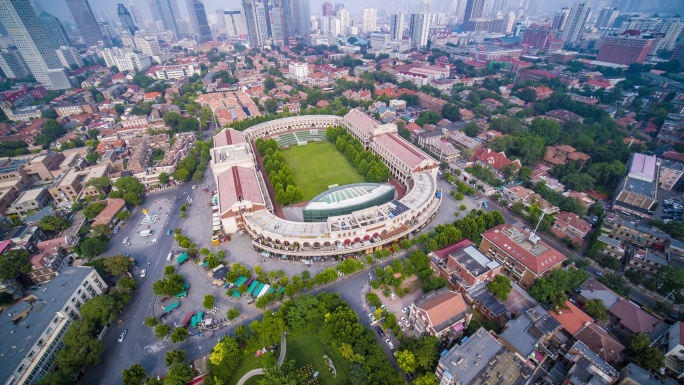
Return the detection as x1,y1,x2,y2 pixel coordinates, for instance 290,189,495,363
385,338,394,350
140,269,146,278
402,317,410,327
389,292,396,300
399,323,405,332
192,185,197,190
401,306,410,314
369,313,376,323
118,330,127,342
122,237,129,244
380,305,387,311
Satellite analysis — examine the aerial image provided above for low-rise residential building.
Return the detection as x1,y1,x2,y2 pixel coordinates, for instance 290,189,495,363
48,164,112,205
565,341,620,385
396,71,430,87
660,321,684,378
6,188,53,216
608,298,667,342
598,235,627,261
0,266,106,385
551,211,591,245
427,140,461,163
435,327,533,385
563,191,596,209
549,300,594,336
601,216,669,252
448,131,482,150
472,148,521,178
669,239,684,269
341,89,372,102
627,248,669,281
502,185,559,214
544,109,585,124
541,145,590,168
416,92,447,113
408,287,471,345
499,304,562,363
479,224,566,288
146,63,201,80
574,322,626,365
618,363,676,385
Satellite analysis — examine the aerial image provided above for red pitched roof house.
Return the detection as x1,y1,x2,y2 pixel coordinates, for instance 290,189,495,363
549,301,594,335
551,211,591,246
408,288,471,345
472,148,521,177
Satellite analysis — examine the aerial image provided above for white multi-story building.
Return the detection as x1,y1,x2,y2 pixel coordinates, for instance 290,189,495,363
101,47,151,72
0,0,70,90
134,36,162,56
148,63,201,79
336,8,349,33
390,12,404,41
288,62,309,82
223,9,248,37
55,46,83,69
0,267,107,385
561,2,591,46
362,7,377,33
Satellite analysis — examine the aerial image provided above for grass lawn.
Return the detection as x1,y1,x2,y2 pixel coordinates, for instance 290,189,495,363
286,331,349,384
280,141,365,201
226,350,273,385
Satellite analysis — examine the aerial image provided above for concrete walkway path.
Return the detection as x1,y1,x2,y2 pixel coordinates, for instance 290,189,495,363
236,333,287,385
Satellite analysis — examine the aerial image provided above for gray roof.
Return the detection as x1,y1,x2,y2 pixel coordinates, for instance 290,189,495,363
570,341,618,378
597,235,622,249
620,363,672,385
499,304,560,357
440,328,503,385
450,245,501,277
0,267,96,378
579,279,620,308
474,291,507,317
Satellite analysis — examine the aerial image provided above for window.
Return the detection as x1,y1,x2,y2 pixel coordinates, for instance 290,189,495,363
45,327,52,335
28,351,34,359
17,364,25,373
37,339,44,347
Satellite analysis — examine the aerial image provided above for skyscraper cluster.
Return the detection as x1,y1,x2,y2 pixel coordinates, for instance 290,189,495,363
242,0,311,48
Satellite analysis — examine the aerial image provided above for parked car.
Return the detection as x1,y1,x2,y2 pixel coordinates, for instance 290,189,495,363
401,317,410,327
595,271,604,277
592,216,598,222
122,237,129,244
380,305,387,311
369,314,376,323
385,339,394,350
482,202,488,208
118,330,127,342
389,292,396,300
167,229,173,235
375,326,385,338
401,306,410,314
140,269,146,278
398,323,405,332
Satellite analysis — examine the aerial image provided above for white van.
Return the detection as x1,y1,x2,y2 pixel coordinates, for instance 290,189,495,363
140,229,153,237
167,252,172,261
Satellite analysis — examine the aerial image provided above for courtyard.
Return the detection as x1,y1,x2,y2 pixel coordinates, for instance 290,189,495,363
280,141,365,201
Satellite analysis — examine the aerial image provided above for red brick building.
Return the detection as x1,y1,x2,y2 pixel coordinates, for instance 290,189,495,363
597,33,654,65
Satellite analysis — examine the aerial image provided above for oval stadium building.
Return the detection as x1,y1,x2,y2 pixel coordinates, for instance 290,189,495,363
210,109,442,259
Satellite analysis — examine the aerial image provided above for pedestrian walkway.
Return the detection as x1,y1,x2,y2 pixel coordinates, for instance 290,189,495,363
236,332,287,385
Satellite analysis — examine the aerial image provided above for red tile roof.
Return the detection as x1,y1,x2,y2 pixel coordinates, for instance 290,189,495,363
214,129,246,147
473,148,520,170
549,301,594,335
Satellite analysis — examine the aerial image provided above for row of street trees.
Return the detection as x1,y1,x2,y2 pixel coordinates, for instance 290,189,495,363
326,127,391,183
256,138,304,206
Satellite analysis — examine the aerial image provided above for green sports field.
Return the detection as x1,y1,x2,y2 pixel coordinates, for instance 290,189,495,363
280,141,364,201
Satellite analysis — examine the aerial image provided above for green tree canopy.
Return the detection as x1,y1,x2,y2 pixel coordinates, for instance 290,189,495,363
583,299,608,321
83,202,107,219
37,215,71,232
103,255,134,276
122,363,146,385
488,275,511,301
0,249,30,279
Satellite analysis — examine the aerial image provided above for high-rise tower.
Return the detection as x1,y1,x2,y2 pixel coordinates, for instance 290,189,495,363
561,2,590,46
462,0,484,31
155,0,180,37
551,7,569,31
38,11,71,49
186,0,212,42
390,12,405,40
118,4,138,35
596,6,619,29
0,0,70,89
409,13,429,48
243,0,269,47
362,8,377,33
65,0,106,47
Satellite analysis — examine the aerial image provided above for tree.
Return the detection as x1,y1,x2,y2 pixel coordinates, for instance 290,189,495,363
517,88,537,103
37,215,71,232
488,275,511,301
83,202,107,219
165,362,194,385
85,152,100,164
414,373,439,385
113,176,145,204
85,177,110,193
103,255,134,276
415,110,442,126
144,316,159,327
91,224,112,237
55,320,104,371
562,173,595,191
259,359,307,385
583,299,608,321
159,172,170,185
442,103,460,121
80,236,108,258
226,307,240,321
165,349,188,366
658,266,684,293
122,363,147,385
174,168,190,182
464,122,479,137
79,294,119,327
630,333,665,371
396,349,419,373
208,337,242,382
154,323,171,339
203,294,215,309
118,276,138,293
264,76,276,90
0,249,31,279
170,327,188,343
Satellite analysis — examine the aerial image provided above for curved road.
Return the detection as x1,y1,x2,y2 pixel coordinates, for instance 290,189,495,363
236,333,287,385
